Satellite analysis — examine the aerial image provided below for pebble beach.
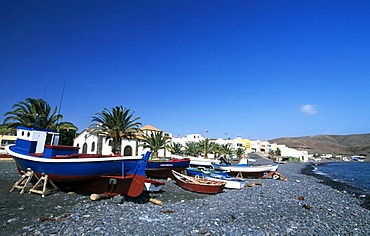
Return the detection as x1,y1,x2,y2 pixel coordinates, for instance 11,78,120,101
1,160,370,235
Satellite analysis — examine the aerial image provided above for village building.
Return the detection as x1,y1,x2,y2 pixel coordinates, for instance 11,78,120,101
73,125,310,162
0,134,16,156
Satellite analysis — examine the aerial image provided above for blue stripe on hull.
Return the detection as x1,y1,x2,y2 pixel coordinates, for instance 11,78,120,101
13,152,150,183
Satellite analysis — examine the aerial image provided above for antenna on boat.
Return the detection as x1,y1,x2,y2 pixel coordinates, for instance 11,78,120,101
58,82,65,117
43,71,49,99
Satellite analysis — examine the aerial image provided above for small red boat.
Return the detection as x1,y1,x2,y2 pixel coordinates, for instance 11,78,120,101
171,170,225,194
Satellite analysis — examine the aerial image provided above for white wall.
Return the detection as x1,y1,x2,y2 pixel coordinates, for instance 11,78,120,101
73,129,310,162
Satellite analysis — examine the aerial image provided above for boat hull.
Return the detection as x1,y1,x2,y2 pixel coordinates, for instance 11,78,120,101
203,174,247,189
6,145,150,197
212,163,278,178
174,180,224,194
186,167,229,177
145,158,190,179
171,170,225,194
189,157,220,167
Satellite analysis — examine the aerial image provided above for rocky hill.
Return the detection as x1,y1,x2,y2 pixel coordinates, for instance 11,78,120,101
269,133,370,156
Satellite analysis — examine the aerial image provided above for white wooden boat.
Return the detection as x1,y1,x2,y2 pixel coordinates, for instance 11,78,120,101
189,157,220,167
212,162,278,179
203,174,247,189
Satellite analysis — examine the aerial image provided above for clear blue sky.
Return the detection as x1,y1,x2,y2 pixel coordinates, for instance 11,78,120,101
1,0,370,140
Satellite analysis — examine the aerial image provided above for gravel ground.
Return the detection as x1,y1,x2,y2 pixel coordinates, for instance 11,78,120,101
1,160,370,235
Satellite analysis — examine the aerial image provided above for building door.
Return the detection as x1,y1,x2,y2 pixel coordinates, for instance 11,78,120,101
82,143,88,154
123,146,132,156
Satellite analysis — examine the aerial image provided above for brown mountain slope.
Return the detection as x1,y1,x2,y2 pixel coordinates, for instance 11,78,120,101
269,133,370,156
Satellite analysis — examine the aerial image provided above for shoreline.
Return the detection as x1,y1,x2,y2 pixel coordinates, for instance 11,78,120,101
301,162,370,210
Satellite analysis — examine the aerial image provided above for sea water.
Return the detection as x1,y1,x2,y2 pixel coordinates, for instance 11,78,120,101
313,162,370,194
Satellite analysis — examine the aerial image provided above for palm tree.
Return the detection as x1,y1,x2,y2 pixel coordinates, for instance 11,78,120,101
235,147,245,161
167,142,183,156
3,98,77,144
3,98,77,131
90,106,141,155
219,143,234,160
199,138,211,158
0,124,15,135
140,131,169,159
184,142,201,157
210,142,221,158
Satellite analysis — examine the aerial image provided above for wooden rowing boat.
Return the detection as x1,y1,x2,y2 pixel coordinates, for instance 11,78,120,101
171,170,225,194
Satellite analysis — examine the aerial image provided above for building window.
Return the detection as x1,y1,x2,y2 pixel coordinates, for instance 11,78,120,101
91,142,95,152
1,140,16,146
108,140,112,146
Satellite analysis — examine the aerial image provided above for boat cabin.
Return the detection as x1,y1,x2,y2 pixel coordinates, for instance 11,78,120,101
14,126,79,158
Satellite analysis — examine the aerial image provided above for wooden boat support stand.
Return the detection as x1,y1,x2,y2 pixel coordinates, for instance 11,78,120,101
272,172,288,181
10,168,58,197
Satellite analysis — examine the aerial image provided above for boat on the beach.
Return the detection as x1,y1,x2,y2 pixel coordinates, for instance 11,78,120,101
211,162,279,179
203,173,248,189
144,179,165,192
189,156,220,167
186,167,229,177
5,126,150,197
145,158,190,179
171,170,225,194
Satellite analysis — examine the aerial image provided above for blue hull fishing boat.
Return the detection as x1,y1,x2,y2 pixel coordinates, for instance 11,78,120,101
5,126,150,197
186,167,229,177
146,158,190,179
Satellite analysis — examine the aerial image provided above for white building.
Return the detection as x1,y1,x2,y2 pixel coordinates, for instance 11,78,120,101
73,125,169,157
280,145,309,162
73,125,309,162
172,134,204,146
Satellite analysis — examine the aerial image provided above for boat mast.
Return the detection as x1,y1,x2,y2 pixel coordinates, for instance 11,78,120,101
58,82,66,120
